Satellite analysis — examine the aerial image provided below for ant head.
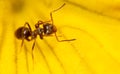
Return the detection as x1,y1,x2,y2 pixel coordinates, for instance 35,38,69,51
43,23,57,35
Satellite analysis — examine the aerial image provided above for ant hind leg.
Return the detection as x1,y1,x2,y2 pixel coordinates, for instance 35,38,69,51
21,22,32,47
24,22,32,32
32,39,36,59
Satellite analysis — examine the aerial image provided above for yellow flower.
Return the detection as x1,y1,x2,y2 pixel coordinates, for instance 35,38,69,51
0,0,120,74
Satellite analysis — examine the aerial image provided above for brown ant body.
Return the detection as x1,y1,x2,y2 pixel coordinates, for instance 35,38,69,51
15,3,76,50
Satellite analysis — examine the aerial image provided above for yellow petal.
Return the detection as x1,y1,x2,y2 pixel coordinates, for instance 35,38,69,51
0,0,120,74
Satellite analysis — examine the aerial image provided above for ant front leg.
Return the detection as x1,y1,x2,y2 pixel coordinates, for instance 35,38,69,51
35,21,44,28
35,20,51,28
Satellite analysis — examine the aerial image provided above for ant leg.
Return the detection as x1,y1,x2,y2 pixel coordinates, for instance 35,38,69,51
35,20,51,28
55,33,76,42
35,21,45,28
21,22,32,47
32,39,36,50
31,39,36,64
21,38,25,47
24,22,32,32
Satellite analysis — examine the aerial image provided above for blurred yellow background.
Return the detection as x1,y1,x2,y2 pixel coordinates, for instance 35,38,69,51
0,0,120,74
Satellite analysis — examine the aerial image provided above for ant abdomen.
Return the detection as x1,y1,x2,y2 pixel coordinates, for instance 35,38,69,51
15,27,31,41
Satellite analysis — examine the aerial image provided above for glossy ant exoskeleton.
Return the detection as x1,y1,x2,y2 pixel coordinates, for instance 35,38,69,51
15,3,76,50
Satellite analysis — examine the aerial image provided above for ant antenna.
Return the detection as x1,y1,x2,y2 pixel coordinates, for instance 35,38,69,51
55,33,76,42
50,3,66,25
50,3,76,42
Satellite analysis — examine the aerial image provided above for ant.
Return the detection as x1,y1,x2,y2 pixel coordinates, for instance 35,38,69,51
15,3,76,50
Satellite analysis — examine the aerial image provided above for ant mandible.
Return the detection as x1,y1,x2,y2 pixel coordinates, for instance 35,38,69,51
15,3,76,50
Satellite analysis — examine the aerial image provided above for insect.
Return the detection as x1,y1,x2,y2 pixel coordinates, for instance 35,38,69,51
15,3,76,50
